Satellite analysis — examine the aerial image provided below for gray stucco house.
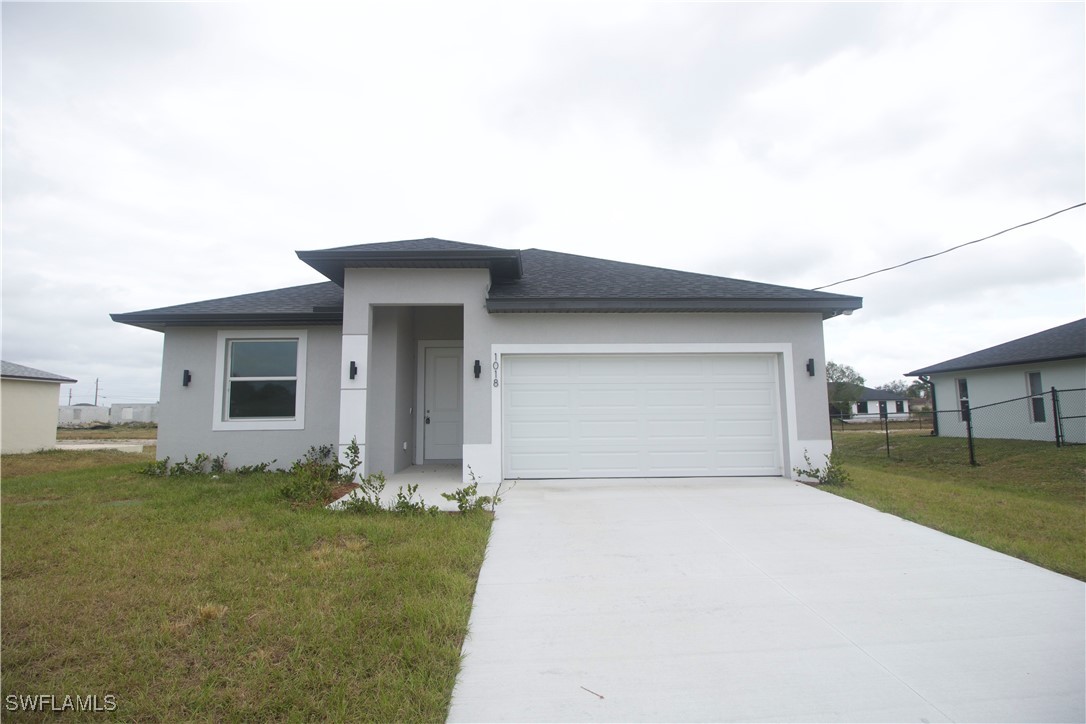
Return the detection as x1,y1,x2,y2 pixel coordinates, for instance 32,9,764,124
907,318,1085,444
112,239,862,482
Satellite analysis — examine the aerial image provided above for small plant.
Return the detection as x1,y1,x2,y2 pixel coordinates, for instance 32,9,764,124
209,453,228,475
339,437,362,482
282,445,339,503
340,472,387,514
794,450,851,486
234,461,275,476
441,466,506,513
170,453,210,477
391,483,438,516
139,457,170,476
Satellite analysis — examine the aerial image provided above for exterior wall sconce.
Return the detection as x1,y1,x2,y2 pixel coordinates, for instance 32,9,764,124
806,358,815,377
349,361,358,380
182,369,192,387
474,360,482,379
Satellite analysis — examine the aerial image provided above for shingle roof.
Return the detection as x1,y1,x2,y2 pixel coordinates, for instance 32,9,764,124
314,238,507,253
907,318,1086,376
296,238,523,286
858,385,908,401
110,282,344,331
114,241,863,329
487,249,861,315
1,360,77,383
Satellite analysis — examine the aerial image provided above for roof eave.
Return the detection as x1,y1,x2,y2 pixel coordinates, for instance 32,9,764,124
486,297,863,318
906,353,1086,377
110,312,344,332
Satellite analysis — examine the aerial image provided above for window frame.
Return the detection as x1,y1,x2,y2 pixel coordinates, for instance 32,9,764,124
956,378,970,422
1026,371,1046,423
212,330,308,431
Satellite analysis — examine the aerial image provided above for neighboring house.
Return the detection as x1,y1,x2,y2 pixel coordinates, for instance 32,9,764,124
58,404,111,426
1,361,77,454
847,386,910,421
109,403,158,425
907,318,1086,443
112,239,862,482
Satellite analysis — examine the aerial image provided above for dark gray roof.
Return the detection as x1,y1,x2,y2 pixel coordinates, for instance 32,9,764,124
907,318,1086,376
858,385,908,401
487,249,861,316
1,360,76,383
297,238,522,286
110,282,344,331
114,241,863,329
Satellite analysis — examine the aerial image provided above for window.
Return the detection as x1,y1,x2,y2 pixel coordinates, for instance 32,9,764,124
857,401,869,414
956,378,970,421
213,330,307,431
895,400,905,414
1027,372,1046,423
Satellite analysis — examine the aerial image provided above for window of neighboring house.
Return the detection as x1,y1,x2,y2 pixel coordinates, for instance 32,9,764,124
957,378,970,421
212,330,307,431
1027,371,1046,423
857,401,869,414
895,400,905,414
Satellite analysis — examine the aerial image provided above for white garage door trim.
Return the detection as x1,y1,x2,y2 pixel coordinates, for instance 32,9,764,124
488,343,799,480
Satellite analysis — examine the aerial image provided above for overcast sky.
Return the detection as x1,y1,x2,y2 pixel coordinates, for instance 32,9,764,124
3,2,1083,405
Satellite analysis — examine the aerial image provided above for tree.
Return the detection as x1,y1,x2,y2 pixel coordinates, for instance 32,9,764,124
826,361,865,416
878,379,928,401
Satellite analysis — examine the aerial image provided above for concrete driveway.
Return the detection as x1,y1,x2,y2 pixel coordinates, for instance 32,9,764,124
447,478,1085,723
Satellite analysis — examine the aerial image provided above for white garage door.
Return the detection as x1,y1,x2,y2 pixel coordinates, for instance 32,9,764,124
502,354,783,478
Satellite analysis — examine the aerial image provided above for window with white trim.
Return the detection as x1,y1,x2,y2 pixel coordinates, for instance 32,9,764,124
956,378,970,422
213,330,307,431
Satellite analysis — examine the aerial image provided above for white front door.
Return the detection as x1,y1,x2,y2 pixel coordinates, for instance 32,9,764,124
424,346,463,460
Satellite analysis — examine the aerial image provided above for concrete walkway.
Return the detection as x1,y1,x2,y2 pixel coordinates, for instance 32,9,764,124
447,477,1085,723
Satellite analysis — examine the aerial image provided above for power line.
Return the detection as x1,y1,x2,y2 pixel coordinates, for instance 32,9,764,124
812,202,1086,291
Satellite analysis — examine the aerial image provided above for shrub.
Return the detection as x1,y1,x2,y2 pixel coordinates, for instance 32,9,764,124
794,450,851,486
170,453,210,477
139,457,170,476
441,466,499,513
391,483,438,516
339,472,387,514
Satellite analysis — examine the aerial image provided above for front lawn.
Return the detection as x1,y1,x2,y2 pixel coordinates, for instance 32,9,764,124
828,431,1086,580
1,451,492,721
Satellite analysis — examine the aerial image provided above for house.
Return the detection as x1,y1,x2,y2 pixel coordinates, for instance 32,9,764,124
906,318,1085,443
112,239,863,482
847,386,910,421
109,403,159,425
58,404,111,426
1,361,77,454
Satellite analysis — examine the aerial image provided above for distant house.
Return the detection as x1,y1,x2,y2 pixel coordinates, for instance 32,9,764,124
109,403,158,424
1,361,77,454
907,318,1085,443
58,405,111,426
848,386,910,421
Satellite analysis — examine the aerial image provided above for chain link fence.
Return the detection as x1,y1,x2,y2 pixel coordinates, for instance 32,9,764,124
830,388,1084,466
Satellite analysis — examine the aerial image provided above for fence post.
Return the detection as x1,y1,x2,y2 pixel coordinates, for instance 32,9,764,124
1051,387,1062,448
964,406,977,466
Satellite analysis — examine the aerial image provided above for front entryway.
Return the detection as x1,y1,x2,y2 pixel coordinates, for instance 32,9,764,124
423,345,463,461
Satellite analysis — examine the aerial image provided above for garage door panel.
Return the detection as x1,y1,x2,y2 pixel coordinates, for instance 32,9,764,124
504,354,783,478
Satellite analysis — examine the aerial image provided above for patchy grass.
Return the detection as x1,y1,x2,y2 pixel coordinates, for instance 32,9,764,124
1,452,492,721
56,423,158,440
828,431,1086,580
2,448,155,478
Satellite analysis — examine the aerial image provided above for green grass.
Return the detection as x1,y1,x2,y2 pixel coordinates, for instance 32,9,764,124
827,430,1086,580
1,450,492,722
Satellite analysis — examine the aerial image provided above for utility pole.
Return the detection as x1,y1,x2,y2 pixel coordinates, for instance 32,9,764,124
68,389,72,405
94,378,99,406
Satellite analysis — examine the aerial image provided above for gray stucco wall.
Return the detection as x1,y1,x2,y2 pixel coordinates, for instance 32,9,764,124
158,326,341,468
